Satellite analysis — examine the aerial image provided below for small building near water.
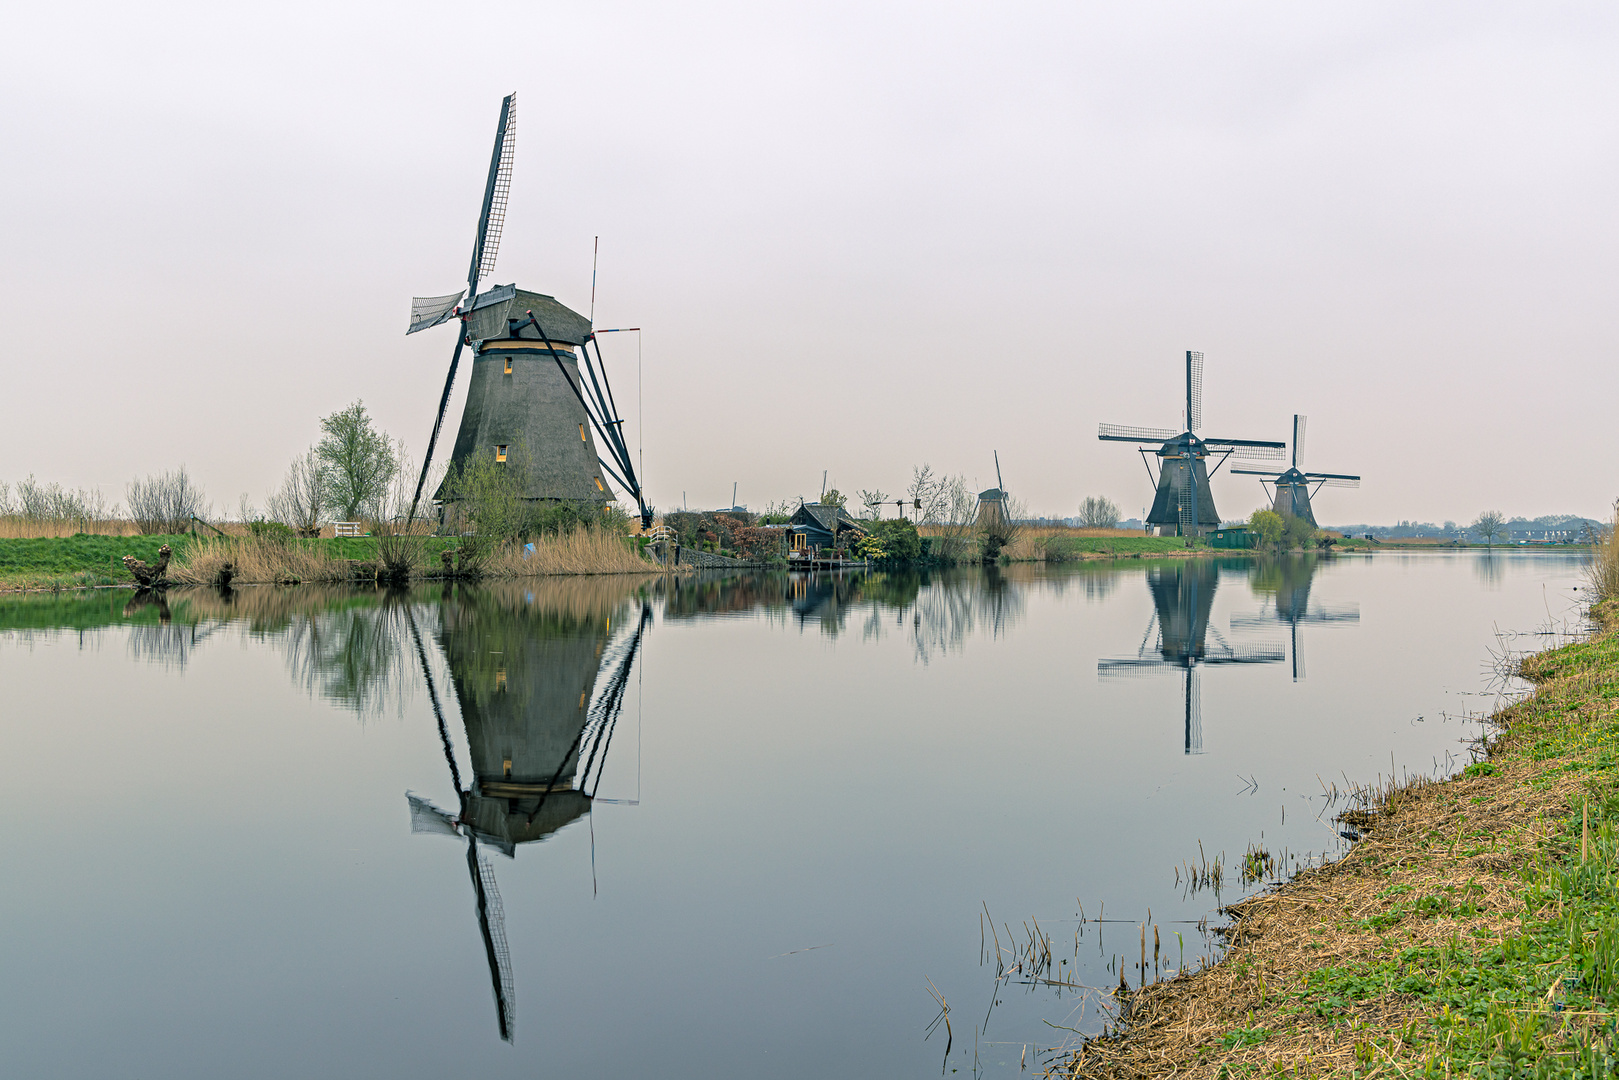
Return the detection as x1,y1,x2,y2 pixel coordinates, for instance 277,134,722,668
1210,526,1255,549
786,502,865,557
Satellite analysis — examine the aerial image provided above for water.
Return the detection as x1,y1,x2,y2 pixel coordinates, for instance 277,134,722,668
0,551,1588,1078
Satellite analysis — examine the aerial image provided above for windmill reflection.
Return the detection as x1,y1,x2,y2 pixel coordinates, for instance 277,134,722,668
1099,561,1283,752
1232,556,1358,680
404,588,650,1043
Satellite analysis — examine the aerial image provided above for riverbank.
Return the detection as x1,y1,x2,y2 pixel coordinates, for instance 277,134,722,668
0,530,660,592
1058,599,1619,1078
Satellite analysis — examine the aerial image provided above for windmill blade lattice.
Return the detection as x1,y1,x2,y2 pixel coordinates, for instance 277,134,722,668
1186,350,1203,432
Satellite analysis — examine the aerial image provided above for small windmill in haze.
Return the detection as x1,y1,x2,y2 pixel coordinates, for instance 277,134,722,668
405,93,652,529
1230,415,1360,529
1099,351,1286,543
975,452,1011,527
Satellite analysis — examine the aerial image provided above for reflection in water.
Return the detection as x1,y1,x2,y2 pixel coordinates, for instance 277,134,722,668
404,585,651,1043
1100,561,1284,752
1474,550,1505,588
1234,556,1359,680
664,569,1024,662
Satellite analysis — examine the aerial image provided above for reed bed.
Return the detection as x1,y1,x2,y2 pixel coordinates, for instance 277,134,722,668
0,517,141,539
169,527,658,585
1588,503,1619,603
479,528,660,576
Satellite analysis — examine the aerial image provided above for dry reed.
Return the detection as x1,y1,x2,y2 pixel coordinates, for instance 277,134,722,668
1588,501,1619,603
169,526,658,585
0,517,141,539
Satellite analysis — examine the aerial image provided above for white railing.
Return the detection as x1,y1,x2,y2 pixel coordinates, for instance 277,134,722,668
333,522,366,538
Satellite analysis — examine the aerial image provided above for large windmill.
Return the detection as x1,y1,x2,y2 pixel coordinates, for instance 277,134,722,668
1099,562,1283,753
404,592,651,1042
405,93,652,529
1099,351,1286,541
1230,415,1360,529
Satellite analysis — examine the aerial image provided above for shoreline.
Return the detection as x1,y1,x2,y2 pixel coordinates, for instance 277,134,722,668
1056,599,1619,1078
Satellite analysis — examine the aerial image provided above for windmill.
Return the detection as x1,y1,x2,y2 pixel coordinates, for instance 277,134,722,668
975,451,1011,528
1099,562,1282,752
1230,415,1360,529
404,593,651,1042
1230,557,1359,680
1099,352,1286,542
405,93,652,530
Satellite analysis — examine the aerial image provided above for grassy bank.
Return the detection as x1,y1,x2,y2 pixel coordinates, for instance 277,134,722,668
0,533,195,590
1059,600,1619,1079
0,530,660,591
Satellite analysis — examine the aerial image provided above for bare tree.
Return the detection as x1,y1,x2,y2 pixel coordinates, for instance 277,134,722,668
268,449,325,537
1078,496,1121,528
1471,509,1507,547
127,467,210,534
910,467,939,523
857,488,888,520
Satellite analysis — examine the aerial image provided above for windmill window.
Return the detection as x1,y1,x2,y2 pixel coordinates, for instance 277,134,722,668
502,757,512,778
594,476,605,492
503,356,513,374
579,423,586,442
495,668,506,690
496,445,508,462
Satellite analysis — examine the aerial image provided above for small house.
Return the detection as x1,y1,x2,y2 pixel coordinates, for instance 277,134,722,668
1210,526,1255,549
786,502,864,558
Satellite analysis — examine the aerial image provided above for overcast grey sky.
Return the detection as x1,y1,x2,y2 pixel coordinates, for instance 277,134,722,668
3,2,1615,525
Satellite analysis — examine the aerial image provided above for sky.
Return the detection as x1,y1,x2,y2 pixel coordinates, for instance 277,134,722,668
2,1,1616,526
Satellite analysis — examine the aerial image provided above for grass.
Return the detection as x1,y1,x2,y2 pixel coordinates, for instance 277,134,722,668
1056,599,1619,1079
0,533,194,590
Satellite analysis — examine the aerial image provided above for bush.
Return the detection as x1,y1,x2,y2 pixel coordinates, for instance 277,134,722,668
248,520,296,542
1248,508,1285,548
867,518,922,562
127,467,210,534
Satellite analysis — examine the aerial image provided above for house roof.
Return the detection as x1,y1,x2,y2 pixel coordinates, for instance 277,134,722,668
790,502,862,532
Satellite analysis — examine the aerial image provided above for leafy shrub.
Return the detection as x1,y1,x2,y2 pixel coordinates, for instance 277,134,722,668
866,518,922,562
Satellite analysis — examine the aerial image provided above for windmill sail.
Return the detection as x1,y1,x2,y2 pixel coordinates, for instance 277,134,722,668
408,291,466,335
407,92,518,524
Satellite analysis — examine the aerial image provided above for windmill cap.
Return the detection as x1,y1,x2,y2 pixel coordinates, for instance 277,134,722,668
465,284,593,346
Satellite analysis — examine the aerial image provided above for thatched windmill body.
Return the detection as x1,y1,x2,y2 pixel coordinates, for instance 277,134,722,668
975,452,1011,527
1099,352,1285,540
1231,415,1360,529
404,596,650,1042
405,93,651,528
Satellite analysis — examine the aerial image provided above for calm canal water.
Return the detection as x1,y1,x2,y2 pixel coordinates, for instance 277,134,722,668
0,552,1588,1078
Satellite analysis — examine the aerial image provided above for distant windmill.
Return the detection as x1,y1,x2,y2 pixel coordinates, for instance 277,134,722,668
1230,415,1360,529
405,93,652,529
1230,558,1359,680
403,597,651,1042
975,452,1010,527
1099,352,1285,542
1099,562,1283,753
